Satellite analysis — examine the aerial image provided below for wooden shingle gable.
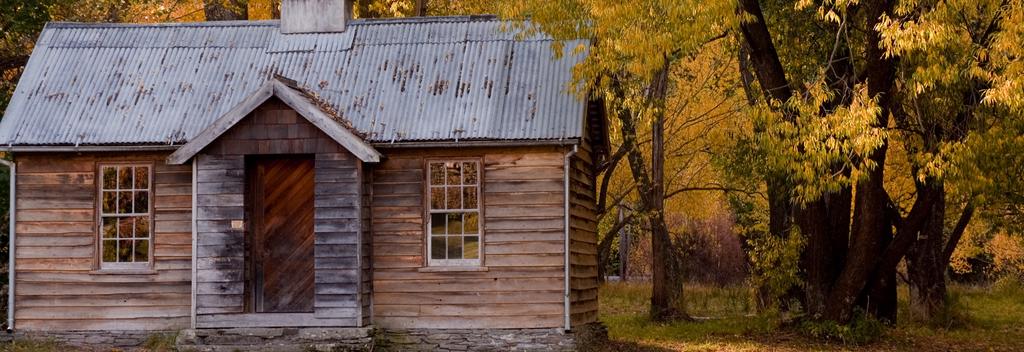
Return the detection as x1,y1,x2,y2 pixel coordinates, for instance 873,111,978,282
167,78,382,165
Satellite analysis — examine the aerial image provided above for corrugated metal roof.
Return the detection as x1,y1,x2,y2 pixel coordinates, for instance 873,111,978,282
0,16,588,146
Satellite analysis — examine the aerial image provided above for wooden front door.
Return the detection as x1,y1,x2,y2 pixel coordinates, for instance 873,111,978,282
248,156,316,313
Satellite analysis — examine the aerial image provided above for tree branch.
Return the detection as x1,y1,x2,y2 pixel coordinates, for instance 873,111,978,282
596,150,625,215
664,185,759,199
597,213,636,282
942,200,976,264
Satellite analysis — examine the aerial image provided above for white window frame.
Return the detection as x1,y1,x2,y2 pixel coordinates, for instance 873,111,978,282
426,159,483,267
97,163,154,270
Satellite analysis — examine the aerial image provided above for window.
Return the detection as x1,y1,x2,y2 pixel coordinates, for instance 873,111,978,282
99,164,152,268
427,160,481,266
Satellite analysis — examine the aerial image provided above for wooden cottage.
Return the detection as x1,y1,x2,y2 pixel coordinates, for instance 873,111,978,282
0,0,606,348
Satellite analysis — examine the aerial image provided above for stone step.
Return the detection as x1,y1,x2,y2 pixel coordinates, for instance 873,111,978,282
177,327,374,352
178,343,368,352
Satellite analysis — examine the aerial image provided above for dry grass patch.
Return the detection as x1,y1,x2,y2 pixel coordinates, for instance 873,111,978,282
596,281,1024,351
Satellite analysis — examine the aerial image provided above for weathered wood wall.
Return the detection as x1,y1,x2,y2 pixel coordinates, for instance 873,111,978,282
194,98,363,327
14,152,192,330
360,164,374,326
370,147,569,329
569,135,600,326
12,99,603,331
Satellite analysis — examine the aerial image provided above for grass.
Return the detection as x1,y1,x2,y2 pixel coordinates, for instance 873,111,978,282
594,280,1024,351
0,340,64,352
0,333,177,352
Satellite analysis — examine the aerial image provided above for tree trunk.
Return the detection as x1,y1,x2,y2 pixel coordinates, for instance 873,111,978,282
858,165,899,323
612,67,689,322
619,208,630,281
799,190,852,319
270,0,280,19
906,182,947,322
650,215,687,321
415,0,428,16
861,265,898,323
647,66,688,321
818,0,897,323
356,0,381,18
205,0,248,21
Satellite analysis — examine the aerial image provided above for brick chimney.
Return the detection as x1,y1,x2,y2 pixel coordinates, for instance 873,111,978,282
280,0,353,34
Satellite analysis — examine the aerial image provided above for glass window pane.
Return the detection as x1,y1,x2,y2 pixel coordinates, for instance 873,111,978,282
430,213,446,235
102,240,117,262
134,240,149,262
118,239,133,262
134,191,149,213
446,162,461,185
463,162,478,184
431,237,447,260
464,236,479,259
102,217,117,238
464,212,479,234
118,218,134,239
118,167,133,190
134,216,150,239
134,167,149,189
463,186,478,209
447,236,463,259
102,167,118,190
430,187,445,210
102,191,117,214
429,163,445,186
117,191,133,214
446,213,463,235
446,187,461,209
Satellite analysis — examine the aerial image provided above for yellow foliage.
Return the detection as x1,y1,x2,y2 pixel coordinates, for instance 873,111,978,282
989,232,1024,275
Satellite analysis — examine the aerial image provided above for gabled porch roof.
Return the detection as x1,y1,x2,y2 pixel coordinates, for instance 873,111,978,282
167,77,382,165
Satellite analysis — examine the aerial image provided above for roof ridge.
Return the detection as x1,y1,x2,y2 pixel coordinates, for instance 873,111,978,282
44,15,502,30
44,20,279,29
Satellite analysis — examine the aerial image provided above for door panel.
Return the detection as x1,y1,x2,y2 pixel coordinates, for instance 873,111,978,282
250,156,315,313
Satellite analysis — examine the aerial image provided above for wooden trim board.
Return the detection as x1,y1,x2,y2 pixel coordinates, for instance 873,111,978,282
167,78,381,165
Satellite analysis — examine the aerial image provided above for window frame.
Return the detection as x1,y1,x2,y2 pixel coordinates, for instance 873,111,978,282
424,158,484,267
95,162,155,270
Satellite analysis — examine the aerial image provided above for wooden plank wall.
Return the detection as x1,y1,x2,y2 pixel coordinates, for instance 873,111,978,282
312,151,361,323
194,153,246,316
569,136,600,326
14,152,192,330
360,164,373,326
194,98,362,327
370,147,568,329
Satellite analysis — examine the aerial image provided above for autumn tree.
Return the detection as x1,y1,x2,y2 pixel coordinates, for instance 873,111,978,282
735,0,1024,324
877,0,1024,320
496,0,736,321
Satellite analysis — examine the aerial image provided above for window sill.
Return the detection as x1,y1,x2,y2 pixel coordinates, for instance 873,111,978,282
90,268,158,275
418,266,489,273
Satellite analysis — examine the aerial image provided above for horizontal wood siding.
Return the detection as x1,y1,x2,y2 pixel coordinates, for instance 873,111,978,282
313,152,361,321
361,163,373,326
194,153,246,317
569,136,599,326
14,152,192,330
370,147,568,329
194,98,362,327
